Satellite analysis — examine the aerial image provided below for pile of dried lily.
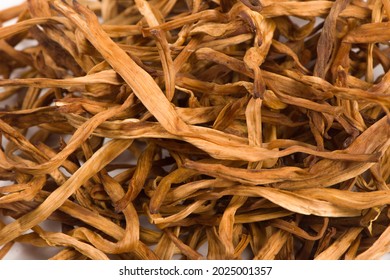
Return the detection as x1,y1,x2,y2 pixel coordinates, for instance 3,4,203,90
0,0,390,260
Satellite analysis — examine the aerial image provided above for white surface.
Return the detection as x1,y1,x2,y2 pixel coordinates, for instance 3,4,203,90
0,0,24,9
0,0,25,15
0,260,390,279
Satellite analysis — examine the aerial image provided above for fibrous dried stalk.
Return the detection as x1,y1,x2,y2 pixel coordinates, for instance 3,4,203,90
0,0,389,260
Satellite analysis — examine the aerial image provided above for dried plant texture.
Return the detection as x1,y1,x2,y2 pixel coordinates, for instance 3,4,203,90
0,0,390,260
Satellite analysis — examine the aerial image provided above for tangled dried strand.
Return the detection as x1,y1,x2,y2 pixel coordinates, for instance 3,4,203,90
0,0,390,260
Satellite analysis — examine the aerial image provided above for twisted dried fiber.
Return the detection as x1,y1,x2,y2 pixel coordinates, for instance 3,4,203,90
0,0,390,259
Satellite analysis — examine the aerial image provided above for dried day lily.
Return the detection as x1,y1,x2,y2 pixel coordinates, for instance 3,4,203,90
0,0,390,260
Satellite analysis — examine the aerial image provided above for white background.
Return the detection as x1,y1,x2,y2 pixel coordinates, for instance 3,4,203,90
0,0,24,8
0,0,25,15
